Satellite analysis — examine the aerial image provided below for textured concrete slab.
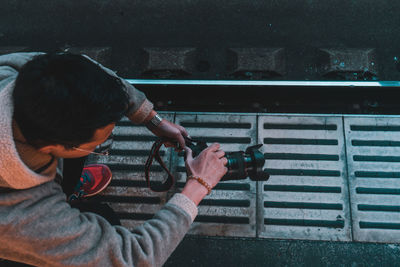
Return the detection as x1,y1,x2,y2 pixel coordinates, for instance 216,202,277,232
88,111,400,243
344,116,400,243
173,113,258,237
258,115,351,241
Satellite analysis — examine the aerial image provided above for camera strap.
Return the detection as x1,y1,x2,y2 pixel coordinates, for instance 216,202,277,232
144,138,175,192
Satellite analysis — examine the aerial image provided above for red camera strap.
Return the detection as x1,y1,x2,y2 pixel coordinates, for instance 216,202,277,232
144,138,175,192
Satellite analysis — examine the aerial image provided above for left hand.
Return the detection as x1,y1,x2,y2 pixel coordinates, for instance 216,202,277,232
149,119,188,150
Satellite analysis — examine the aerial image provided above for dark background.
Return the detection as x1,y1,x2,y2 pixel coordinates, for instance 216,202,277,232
2,2,400,266
1,0,400,80
1,1,400,114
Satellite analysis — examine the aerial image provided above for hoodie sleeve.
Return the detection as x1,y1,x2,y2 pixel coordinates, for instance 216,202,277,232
0,52,44,72
81,55,154,124
0,52,44,90
0,182,198,267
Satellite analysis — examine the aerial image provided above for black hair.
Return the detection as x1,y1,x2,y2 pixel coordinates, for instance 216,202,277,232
13,53,129,148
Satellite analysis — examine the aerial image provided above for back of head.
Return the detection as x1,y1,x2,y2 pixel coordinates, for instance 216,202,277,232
13,53,129,148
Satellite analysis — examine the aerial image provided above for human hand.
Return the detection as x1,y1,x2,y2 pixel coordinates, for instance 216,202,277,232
181,143,228,204
185,143,228,188
149,119,188,151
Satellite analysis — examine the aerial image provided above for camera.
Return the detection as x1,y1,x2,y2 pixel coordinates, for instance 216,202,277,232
184,137,269,182
145,136,270,192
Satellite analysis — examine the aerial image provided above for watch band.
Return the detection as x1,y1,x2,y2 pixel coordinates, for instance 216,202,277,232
146,113,163,129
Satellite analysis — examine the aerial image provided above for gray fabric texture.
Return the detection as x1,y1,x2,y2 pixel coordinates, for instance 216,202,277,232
0,52,197,266
81,54,154,124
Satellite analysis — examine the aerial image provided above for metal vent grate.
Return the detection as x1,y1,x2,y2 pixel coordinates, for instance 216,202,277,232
172,114,258,237
87,113,174,230
258,115,351,241
345,117,400,242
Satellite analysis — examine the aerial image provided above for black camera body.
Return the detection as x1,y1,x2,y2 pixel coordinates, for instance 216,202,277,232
185,138,269,182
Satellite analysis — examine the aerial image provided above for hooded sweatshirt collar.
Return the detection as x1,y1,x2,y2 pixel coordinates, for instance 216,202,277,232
0,81,56,189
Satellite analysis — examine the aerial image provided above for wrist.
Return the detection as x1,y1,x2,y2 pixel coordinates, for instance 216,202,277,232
181,179,209,206
144,110,157,124
144,110,163,130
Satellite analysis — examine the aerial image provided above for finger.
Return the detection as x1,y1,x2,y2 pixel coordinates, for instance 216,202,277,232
208,143,220,152
176,133,186,150
223,167,228,174
179,125,189,137
215,150,225,158
184,146,193,161
221,157,228,166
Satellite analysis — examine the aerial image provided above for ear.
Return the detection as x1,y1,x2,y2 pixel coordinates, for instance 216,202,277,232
38,145,60,154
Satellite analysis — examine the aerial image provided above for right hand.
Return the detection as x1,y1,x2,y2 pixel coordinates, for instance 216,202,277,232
184,143,228,189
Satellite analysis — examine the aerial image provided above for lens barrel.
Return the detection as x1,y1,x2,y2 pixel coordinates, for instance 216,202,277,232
222,151,247,181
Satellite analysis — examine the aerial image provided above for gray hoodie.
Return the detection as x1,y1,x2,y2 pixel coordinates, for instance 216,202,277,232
0,53,197,266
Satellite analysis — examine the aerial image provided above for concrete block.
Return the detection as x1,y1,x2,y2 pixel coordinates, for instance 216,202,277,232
63,46,112,66
142,47,196,78
228,48,286,79
319,48,378,80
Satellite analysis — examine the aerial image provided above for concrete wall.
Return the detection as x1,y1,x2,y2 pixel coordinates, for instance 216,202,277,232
1,0,399,80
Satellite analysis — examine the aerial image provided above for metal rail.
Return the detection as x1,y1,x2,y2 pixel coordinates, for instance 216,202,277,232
126,79,400,87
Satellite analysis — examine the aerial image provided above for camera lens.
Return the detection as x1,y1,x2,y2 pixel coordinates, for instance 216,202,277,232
223,152,247,180
184,137,269,182
222,145,269,181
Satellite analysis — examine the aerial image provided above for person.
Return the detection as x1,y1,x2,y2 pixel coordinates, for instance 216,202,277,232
0,52,228,266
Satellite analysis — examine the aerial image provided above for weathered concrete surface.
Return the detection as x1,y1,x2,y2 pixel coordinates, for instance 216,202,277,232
0,1,399,80
165,236,400,267
319,48,378,80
